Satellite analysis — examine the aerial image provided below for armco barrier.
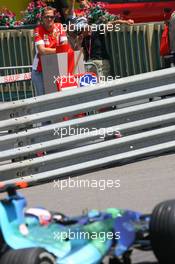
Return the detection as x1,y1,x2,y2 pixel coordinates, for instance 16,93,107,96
0,67,175,184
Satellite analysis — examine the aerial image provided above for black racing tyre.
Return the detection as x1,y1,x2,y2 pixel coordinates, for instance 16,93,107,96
0,247,56,264
150,200,175,264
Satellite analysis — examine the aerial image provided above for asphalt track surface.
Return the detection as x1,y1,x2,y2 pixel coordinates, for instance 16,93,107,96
18,153,175,263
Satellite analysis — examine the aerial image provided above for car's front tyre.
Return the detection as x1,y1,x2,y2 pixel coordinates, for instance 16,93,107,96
150,200,175,264
0,247,56,264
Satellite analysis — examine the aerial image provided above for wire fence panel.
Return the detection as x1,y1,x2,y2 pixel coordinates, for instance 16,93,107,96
0,66,35,101
106,22,164,78
0,29,34,102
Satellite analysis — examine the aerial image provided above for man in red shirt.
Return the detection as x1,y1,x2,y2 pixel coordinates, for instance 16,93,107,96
32,6,68,96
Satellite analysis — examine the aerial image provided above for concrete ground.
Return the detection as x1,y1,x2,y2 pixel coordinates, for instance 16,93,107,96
17,152,175,263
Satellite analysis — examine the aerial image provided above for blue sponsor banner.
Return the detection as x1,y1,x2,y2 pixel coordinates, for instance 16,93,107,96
79,73,98,87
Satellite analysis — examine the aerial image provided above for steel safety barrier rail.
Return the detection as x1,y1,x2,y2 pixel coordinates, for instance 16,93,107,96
1,83,175,130
0,110,175,161
1,125,175,182
1,67,175,121
4,139,175,185
0,68,175,183
1,99,175,152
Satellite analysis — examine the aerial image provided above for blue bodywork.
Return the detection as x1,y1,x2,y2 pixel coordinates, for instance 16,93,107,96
0,188,151,264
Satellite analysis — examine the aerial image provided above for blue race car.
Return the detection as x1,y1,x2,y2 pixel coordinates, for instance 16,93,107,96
0,182,174,264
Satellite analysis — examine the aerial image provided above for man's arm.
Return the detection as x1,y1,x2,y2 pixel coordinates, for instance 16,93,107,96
36,39,68,55
37,45,56,55
108,19,134,25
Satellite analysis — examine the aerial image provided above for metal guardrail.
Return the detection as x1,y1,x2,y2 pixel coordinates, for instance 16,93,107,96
1,66,175,120
0,67,175,184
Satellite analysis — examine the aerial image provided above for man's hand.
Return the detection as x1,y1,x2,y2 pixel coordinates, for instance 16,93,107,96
126,19,134,25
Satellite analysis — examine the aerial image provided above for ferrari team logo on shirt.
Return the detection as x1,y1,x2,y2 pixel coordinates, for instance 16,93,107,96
53,30,60,44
